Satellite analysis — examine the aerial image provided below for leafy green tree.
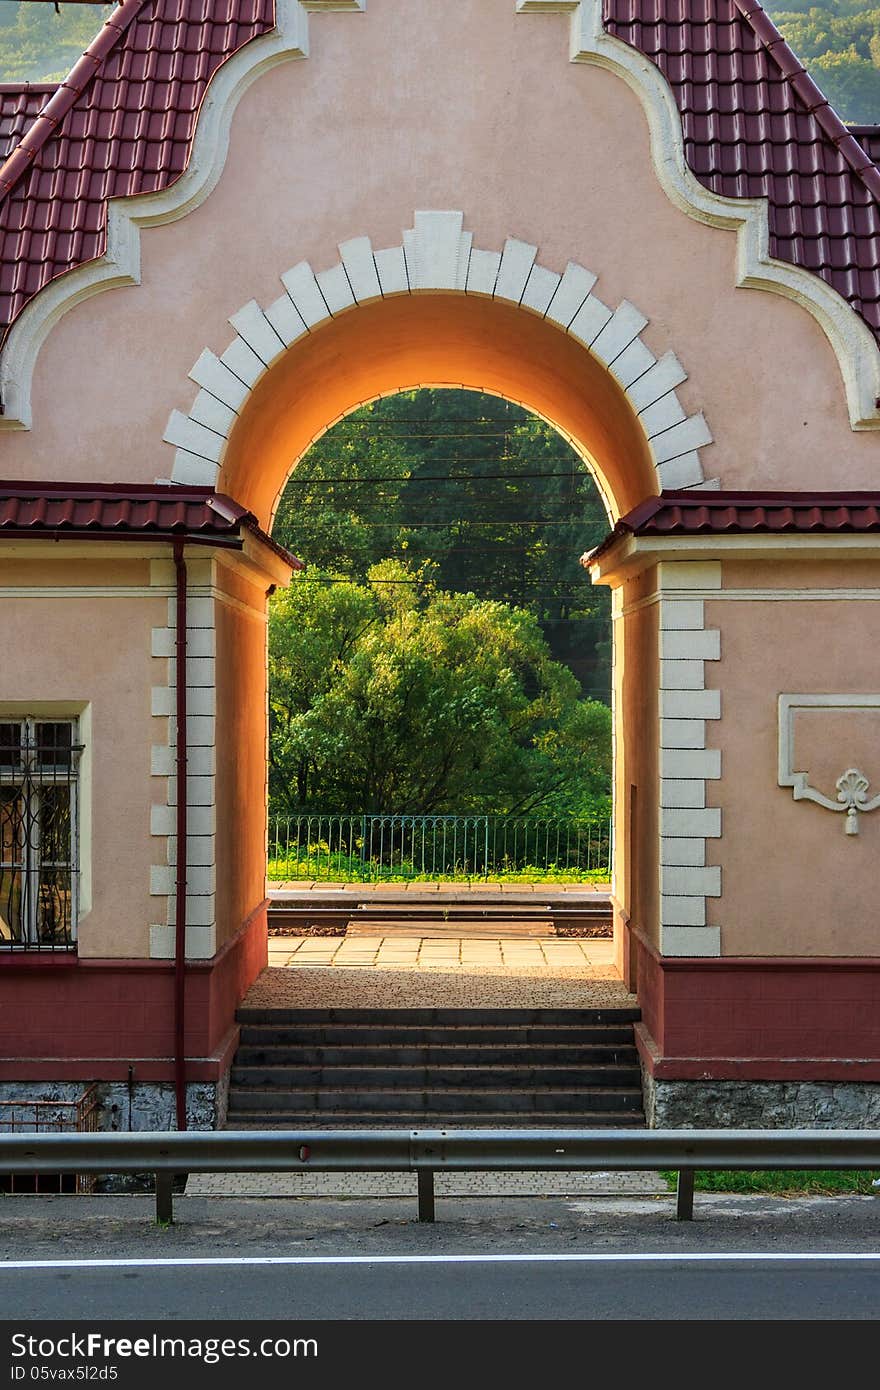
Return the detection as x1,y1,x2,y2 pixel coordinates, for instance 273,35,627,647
272,390,612,703
268,564,611,819
0,4,112,85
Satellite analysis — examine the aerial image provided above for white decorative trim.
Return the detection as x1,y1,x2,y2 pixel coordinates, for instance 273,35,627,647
149,558,217,960
518,1,880,430
657,562,722,956
778,693,880,836
163,211,712,499
0,0,365,430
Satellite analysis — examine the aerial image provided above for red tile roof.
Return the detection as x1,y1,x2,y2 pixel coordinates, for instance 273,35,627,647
0,0,274,345
585,489,880,561
0,0,878,355
605,0,880,342
0,480,303,565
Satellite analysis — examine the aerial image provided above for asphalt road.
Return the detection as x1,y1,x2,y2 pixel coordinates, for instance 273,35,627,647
3,1253,880,1320
2,1190,880,1339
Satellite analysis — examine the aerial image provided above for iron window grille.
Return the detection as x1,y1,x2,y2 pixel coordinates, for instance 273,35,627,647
0,718,82,952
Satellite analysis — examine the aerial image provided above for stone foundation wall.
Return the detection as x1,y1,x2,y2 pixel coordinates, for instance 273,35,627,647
0,1079,221,1132
643,1068,880,1128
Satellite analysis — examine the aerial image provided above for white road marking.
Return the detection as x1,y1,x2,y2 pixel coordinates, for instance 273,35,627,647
1,1253,879,1270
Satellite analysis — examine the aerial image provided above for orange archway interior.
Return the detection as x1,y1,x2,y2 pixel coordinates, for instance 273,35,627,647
218,293,658,530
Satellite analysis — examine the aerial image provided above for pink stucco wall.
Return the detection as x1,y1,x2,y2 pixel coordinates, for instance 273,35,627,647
0,0,875,503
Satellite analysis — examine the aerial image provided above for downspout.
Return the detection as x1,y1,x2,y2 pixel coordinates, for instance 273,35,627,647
173,537,188,1131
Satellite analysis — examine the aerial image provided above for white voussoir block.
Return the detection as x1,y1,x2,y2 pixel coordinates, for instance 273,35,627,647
639,391,686,439
568,294,613,347
659,600,705,631
264,292,307,347
188,348,250,410
163,410,224,463
339,236,381,303
545,262,597,327
520,263,560,315
151,804,176,837
150,923,216,960
219,336,267,388
375,246,409,295
657,452,704,489
229,300,285,365
660,659,705,690
281,262,331,327
651,412,713,464
625,351,688,412
150,865,175,897
658,561,722,591
660,838,706,867
466,248,501,296
661,688,721,719
166,894,215,928
151,627,175,658
316,262,355,314
151,686,173,718
189,389,237,437
174,715,215,748
167,596,214,628
494,238,538,303
151,745,174,778
661,866,722,898
661,925,721,958
171,450,218,486
589,300,648,365
409,211,464,289
609,336,656,389
660,629,721,661
661,895,706,927
660,780,706,808
661,748,722,779
166,775,215,808
660,719,706,749
167,835,216,868
661,807,722,838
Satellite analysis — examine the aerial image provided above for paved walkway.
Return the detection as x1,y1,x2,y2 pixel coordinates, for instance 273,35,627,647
268,935,616,970
186,1171,665,1197
270,881,609,894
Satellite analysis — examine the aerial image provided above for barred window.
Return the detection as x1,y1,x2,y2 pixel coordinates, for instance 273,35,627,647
0,719,82,951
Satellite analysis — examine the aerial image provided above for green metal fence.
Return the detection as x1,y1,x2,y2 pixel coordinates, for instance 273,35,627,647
268,812,612,883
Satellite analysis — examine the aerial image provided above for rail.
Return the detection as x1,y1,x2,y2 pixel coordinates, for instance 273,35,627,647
2,1127,879,1225
268,812,611,883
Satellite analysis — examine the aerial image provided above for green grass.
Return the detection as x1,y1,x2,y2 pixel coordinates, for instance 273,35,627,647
662,1170,879,1196
267,853,610,884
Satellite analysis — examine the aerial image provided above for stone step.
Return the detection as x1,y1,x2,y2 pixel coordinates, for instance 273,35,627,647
226,1086,645,1113
237,1023,639,1048
226,1110,646,1129
231,1064,641,1089
234,1043,640,1067
236,1006,640,1026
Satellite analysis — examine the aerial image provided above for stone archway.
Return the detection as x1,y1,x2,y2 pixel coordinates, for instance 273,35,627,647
163,212,714,528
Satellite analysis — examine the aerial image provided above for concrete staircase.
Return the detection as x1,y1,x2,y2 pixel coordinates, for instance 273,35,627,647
226,1007,645,1128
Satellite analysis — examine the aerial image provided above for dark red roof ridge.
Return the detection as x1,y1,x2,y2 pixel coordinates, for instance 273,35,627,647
734,0,880,204
0,84,59,96
0,0,149,203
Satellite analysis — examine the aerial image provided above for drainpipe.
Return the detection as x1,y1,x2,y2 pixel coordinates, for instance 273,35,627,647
173,537,188,1131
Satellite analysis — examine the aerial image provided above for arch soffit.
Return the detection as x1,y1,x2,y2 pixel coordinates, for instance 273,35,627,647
0,0,875,431
164,211,714,522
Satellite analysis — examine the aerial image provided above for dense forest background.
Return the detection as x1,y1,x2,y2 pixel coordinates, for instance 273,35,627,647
268,392,613,820
2,1,880,123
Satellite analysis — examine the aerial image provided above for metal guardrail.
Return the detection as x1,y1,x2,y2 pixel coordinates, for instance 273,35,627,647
2,1127,879,1225
268,812,612,883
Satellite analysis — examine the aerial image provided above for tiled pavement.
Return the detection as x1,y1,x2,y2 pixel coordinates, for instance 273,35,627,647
267,935,617,970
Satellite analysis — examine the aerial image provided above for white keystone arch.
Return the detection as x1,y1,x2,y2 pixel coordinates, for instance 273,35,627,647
1,0,876,432
163,210,714,504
